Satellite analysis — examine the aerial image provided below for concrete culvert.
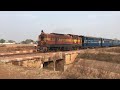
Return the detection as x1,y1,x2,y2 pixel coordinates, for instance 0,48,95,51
12,61,20,66
55,59,64,71
43,61,54,70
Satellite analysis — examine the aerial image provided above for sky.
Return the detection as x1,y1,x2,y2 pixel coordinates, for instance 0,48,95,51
0,11,120,42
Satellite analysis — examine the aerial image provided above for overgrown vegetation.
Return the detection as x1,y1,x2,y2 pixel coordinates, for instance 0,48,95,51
104,47,120,53
0,45,6,47
61,59,120,79
0,39,5,43
76,51,120,64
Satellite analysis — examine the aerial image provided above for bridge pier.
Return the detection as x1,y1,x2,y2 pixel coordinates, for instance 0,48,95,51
64,52,78,65
42,51,79,71
55,59,64,71
43,59,64,71
43,61,54,70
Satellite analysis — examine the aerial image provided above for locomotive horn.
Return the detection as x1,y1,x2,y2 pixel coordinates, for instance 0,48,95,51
41,30,44,33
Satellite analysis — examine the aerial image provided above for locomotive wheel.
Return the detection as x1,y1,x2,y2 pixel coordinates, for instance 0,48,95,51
42,47,48,53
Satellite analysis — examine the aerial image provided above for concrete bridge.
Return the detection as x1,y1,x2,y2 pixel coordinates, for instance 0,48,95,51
0,51,81,71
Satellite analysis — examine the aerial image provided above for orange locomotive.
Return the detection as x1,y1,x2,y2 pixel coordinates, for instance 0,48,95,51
37,30,82,52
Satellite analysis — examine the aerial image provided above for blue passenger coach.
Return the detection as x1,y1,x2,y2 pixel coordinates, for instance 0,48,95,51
112,40,120,46
101,38,113,47
81,36,102,48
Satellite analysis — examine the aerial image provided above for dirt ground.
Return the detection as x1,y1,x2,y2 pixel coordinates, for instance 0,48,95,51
0,44,34,47
0,62,63,79
0,46,120,79
0,44,35,53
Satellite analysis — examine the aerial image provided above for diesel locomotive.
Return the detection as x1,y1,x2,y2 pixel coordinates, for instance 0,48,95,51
36,30,120,52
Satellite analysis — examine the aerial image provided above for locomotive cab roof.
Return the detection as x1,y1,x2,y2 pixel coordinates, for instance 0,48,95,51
67,34,82,37
50,33,67,36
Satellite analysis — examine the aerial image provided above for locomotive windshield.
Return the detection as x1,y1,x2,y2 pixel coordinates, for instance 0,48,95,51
39,30,45,41
39,34,44,41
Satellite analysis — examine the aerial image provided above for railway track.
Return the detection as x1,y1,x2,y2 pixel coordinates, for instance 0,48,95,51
0,50,37,57
0,47,112,57
0,46,118,63
0,49,67,57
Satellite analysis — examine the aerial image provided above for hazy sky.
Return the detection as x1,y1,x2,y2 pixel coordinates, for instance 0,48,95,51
0,11,120,42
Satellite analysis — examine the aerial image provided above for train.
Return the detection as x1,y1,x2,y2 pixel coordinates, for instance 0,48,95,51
36,30,120,52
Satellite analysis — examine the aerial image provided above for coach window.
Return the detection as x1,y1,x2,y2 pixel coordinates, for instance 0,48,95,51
84,40,87,43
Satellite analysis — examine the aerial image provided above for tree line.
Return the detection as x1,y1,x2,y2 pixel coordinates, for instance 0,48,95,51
0,39,37,44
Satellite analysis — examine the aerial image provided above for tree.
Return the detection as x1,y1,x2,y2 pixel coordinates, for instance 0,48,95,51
25,39,34,44
0,39,5,43
21,41,26,44
8,40,16,43
21,39,34,44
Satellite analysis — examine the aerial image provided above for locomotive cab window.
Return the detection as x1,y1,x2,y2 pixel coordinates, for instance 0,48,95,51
40,35,45,41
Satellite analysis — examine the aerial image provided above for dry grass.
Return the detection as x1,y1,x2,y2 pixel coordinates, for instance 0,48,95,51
0,45,6,47
103,47,120,53
61,47,120,79
76,51,120,64
0,62,62,79
97,47,120,53
1,58,120,79
61,59,120,79
3,44,34,47
0,44,34,53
